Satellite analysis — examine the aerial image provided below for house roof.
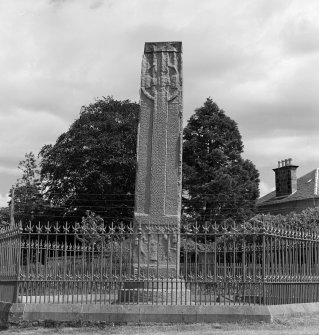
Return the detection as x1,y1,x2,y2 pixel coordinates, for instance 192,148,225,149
257,168,319,206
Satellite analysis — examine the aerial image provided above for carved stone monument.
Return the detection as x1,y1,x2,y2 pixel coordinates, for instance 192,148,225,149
133,41,183,277
119,42,187,304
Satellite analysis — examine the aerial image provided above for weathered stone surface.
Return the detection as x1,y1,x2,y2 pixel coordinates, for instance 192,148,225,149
3,302,275,324
6,302,319,324
118,288,191,305
133,41,183,275
118,280,191,304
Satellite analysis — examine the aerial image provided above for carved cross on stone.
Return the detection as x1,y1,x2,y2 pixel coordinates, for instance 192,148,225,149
133,41,183,275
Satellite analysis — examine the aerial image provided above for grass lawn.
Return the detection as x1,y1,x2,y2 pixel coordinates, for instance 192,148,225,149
2,314,319,335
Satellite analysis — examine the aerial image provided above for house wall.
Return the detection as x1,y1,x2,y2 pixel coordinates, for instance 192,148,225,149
257,198,319,216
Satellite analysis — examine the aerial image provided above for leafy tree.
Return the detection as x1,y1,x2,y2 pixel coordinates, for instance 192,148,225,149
254,207,319,230
76,210,106,245
39,97,139,224
0,206,10,227
9,152,47,223
182,98,260,225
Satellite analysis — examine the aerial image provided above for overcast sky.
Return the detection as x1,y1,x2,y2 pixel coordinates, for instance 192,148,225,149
1,0,319,207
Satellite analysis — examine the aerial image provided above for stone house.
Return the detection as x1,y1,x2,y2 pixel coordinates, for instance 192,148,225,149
257,158,319,215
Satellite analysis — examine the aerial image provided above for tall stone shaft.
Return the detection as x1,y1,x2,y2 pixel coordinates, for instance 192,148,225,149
135,41,183,223
133,41,183,274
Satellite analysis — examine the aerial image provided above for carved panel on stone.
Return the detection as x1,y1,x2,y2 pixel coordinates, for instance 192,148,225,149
141,43,182,102
134,229,179,268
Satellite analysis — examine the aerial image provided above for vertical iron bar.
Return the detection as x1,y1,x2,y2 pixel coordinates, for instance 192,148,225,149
262,231,266,305
242,233,246,305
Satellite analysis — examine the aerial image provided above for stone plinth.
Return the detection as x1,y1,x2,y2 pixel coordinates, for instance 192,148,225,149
118,280,191,305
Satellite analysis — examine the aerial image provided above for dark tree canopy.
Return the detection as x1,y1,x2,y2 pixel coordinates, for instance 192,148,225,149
182,98,260,224
0,207,10,226
9,152,47,224
39,97,139,224
16,96,258,226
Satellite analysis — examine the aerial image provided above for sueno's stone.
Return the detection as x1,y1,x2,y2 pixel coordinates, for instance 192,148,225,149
133,41,183,277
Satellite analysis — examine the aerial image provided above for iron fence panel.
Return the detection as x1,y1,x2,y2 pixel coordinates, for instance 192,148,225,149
1,219,319,305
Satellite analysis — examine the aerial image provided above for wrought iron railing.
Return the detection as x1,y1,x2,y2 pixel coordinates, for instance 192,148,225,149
1,218,319,305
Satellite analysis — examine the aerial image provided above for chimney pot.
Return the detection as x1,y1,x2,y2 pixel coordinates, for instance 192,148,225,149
278,161,281,168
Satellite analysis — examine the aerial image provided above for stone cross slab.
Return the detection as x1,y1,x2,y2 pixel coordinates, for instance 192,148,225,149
133,42,183,274
135,41,183,226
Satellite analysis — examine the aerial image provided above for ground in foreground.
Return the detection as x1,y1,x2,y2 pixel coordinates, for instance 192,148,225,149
2,314,319,335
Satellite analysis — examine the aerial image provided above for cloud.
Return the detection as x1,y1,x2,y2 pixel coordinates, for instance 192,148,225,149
246,135,319,161
0,194,9,208
89,1,104,10
282,19,319,55
280,3,319,56
259,181,275,197
0,108,68,157
0,108,68,197
1,0,319,205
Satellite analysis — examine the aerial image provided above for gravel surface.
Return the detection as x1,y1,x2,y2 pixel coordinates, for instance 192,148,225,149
3,314,319,335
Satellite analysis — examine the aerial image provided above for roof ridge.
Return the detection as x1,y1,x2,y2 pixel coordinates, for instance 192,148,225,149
315,168,319,195
297,168,317,180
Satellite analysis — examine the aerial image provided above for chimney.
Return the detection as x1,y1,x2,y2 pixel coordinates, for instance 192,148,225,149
273,158,298,197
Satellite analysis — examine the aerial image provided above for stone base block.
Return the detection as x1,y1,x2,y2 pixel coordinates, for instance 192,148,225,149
6,301,319,324
123,280,185,290
132,265,180,279
118,287,191,305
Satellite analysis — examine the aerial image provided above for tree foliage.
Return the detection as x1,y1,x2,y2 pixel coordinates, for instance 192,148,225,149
9,96,259,226
0,207,10,226
39,97,139,224
182,98,260,224
254,207,319,230
76,210,106,245
9,152,47,223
